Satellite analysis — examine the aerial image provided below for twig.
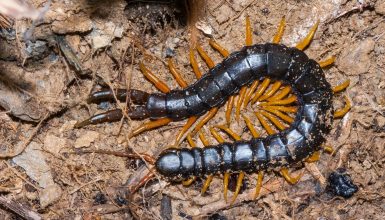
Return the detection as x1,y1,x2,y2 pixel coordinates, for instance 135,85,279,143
0,112,50,159
0,196,42,220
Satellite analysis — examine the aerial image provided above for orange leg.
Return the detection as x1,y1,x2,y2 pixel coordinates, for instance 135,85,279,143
253,171,264,199
296,20,320,51
235,87,247,121
216,125,241,141
261,106,294,123
187,134,197,148
174,116,198,146
251,78,271,104
129,118,172,138
258,81,282,101
223,172,230,202
198,131,210,147
260,95,297,106
242,114,260,138
333,80,350,93
182,177,196,186
255,111,275,135
272,16,286,44
192,108,219,135
334,95,351,118
319,56,336,68
189,48,202,79
230,172,245,204
209,39,230,57
259,110,287,131
168,58,188,88
323,145,335,155
199,131,214,195
305,151,321,163
280,168,302,185
196,44,215,68
261,105,297,113
201,175,214,195
243,80,260,108
267,86,291,101
210,127,225,143
245,16,253,46
139,62,171,93
225,96,235,126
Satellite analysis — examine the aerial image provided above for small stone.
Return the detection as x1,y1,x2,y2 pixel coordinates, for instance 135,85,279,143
39,184,62,208
13,142,55,188
337,39,375,75
43,134,67,155
74,131,100,148
375,1,385,15
52,16,92,34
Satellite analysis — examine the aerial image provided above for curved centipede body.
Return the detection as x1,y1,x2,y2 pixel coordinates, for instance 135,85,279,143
156,44,333,176
76,16,352,203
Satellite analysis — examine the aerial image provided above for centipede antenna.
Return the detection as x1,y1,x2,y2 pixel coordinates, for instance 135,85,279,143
334,95,351,118
251,78,271,104
333,80,350,93
253,171,264,199
168,58,188,88
225,96,235,126
267,86,291,101
189,48,203,79
272,16,286,44
175,116,198,146
131,168,156,193
261,107,294,123
280,168,302,185
245,15,253,46
260,110,287,130
192,107,219,135
319,56,336,68
129,118,172,138
260,95,297,106
296,20,320,51
196,44,215,68
223,172,230,202
209,39,230,57
305,151,321,163
243,80,260,108
230,172,245,205
255,111,276,135
235,87,247,121
139,62,171,93
258,81,282,101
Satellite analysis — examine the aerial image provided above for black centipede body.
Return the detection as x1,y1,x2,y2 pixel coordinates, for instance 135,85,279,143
152,43,334,179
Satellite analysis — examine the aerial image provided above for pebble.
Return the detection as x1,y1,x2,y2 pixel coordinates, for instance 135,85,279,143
337,39,375,75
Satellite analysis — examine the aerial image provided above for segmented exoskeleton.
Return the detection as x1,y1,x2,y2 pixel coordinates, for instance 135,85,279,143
76,16,351,203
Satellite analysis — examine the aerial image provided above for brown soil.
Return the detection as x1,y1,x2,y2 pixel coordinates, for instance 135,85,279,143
0,0,384,219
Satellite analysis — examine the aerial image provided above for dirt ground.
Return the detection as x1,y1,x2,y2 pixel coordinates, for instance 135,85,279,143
0,0,384,219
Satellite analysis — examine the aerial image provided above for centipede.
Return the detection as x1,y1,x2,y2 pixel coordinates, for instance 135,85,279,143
76,16,351,204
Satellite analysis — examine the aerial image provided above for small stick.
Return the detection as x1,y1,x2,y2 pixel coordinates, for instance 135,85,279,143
0,196,42,220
